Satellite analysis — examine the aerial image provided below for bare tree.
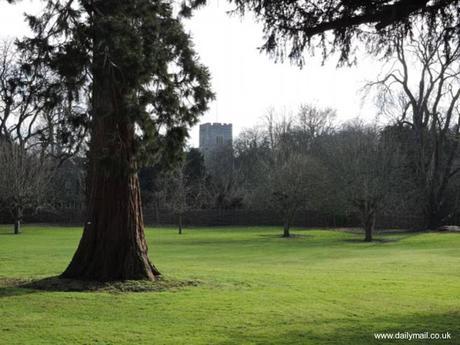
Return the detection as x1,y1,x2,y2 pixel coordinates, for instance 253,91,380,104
183,148,209,209
235,107,333,233
264,105,337,156
269,153,327,238
206,144,244,212
295,104,336,153
234,128,272,209
326,122,401,241
165,163,190,235
0,41,63,233
368,27,460,228
0,142,52,233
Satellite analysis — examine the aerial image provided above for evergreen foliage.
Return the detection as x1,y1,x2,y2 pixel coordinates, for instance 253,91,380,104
183,0,460,65
17,0,213,168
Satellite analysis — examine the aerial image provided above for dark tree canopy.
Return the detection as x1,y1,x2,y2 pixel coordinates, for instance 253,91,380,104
184,0,460,65
184,148,206,184
18,0,213,167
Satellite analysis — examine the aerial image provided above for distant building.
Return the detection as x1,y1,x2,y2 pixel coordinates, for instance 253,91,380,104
199,122,233,157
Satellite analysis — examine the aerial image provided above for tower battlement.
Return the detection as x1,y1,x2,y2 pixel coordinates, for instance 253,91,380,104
199,122,233,155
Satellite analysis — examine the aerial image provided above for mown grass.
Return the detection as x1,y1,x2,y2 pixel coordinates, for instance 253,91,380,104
0,225,459,344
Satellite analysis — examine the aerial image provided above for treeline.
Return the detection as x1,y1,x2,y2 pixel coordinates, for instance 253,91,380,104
140,103,460,240
140,26,460,240
2,24,460,241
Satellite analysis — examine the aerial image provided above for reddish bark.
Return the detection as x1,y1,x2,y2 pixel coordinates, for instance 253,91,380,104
61,70,160,281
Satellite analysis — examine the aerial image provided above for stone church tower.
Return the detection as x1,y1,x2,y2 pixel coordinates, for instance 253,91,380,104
199,122,233,157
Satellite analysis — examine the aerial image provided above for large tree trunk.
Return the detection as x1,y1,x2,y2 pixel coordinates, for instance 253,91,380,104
61,164,160,281
61,61,160,282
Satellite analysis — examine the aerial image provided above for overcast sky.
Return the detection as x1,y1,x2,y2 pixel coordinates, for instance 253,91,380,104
0,0,381,147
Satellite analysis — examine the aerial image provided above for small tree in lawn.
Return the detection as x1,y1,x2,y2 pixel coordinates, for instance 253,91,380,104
184,148,208,209
139,165,168,225
326,122,400,241
0,143,52,234
166,163,190,235
206,144,244,212
269,153,326,238
0,40,76,234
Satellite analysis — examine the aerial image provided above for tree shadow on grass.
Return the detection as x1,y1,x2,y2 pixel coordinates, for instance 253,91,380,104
342,238,400,244
164,233,315,247
255,228,427,245
341,230,429,245
0,276,201,297
0,278,38,298
258,234,314,239
218,311,459,345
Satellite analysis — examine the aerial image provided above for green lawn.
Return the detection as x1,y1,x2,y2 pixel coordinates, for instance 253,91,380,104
0,226,459,345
